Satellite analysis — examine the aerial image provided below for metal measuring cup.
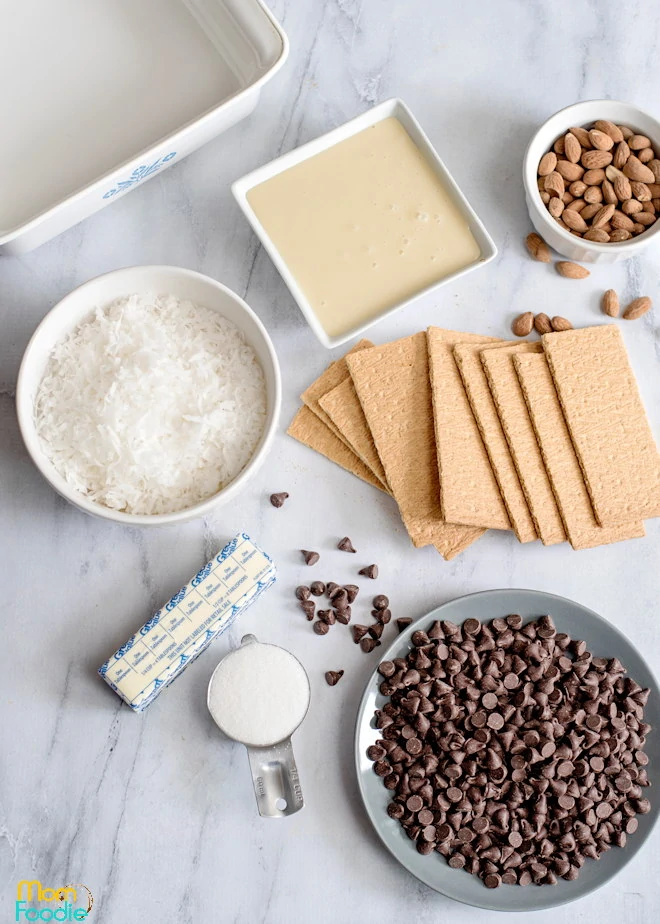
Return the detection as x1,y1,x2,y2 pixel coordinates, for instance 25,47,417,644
207,634,310,818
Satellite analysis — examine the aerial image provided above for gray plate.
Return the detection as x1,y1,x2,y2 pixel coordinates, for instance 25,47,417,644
354,589,659,912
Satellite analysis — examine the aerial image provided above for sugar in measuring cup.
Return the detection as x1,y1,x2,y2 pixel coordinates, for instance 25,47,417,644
208,634,310,817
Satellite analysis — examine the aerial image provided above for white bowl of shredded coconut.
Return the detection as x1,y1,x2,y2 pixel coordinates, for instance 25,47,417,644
17,266,281,525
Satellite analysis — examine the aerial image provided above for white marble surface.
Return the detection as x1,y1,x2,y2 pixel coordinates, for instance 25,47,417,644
1,1,660,921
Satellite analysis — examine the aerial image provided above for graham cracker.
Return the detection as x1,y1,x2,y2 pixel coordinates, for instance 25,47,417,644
454,342,537,544
481,343,566,546
287,406,386,493
318,378,389,490
543,325,660,525
427,327,510,531
346,332,485,559
301,339,373,450
514,352,645,550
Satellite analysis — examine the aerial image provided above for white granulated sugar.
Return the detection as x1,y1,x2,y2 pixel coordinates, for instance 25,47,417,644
208,643,310,747
34,293,267,515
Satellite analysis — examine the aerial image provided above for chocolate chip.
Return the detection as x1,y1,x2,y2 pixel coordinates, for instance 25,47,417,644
352,625,369,643
359,564,379,579
375,609,392,625
310,581,326,596
369,623,384,640
373,594,389,610
344,584,359,603
269,492,289,507
325,670,344,686
295,585,311,601
337,536,356,553
335,609,351,625
301,550,319,566
318,609,335,625
313,620,329,635
300,600,315,620
361,637,380,653
396,618,412,633
484,874,501,889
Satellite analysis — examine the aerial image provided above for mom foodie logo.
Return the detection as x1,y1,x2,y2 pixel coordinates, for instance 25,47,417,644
15,881,94,921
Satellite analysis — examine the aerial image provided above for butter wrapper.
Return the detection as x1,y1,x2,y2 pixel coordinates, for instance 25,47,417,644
99,532,276,711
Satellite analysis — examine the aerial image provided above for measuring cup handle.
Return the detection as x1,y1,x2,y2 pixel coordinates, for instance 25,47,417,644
246,738,304,817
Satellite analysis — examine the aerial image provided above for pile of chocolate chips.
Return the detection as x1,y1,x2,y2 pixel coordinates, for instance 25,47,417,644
367,614,651,889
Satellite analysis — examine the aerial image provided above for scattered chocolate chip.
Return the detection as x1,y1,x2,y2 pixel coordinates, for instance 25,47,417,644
375,608,392,625
331,589,349,609
369,623,384,640
352,625,369,643
396,617,412,633
301,550,319,566
373,594,389,611
310,581,326,596
337,536,356,553
325,670,344,686
344,584,359,603
300,600,315,620
318,609,336,625
365,614,652,890
269,492,289,508
312,620,329,635
359,564,379,579
295,585,311,601
335,610,351,625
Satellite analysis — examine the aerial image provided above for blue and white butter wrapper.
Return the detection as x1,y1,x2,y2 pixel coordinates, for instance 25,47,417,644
99,532,276,712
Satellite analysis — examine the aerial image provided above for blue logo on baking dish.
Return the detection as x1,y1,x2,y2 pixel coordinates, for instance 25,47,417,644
102,152,177,199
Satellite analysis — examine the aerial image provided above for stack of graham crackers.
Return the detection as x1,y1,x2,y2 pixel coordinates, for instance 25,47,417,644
288,325,660,559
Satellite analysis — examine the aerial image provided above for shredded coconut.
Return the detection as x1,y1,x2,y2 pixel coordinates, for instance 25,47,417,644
34,293,267,515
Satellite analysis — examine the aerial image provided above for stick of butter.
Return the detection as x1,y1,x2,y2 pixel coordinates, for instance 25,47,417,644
99,532,276,712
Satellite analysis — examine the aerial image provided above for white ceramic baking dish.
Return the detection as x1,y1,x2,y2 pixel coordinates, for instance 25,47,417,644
232,98,497,348
0,0,287,255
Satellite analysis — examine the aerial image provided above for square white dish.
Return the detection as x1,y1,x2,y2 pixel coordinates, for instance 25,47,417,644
232,98,497,348
0,0,287,255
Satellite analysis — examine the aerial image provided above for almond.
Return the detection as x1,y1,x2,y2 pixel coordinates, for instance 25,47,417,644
562,191,574,204
611,210,635,231
556,261,590,279
623,155,656,183
534,312,553,334
632,222,646,234
605,164,626,182
556,160,584,182
583,168,606,185
622,296,652,320
589,129,614,151
551,316,573,331
609,229,632,242
591,203,616,228
622,199,644,215
553,136,565,155
647,183,660,197
629,134,651,151
562,208,588,232
525,232,551,263
638,147,654,164
602,179,618,204
581,203,602,220
633,211,656,226
538,152,557,177
569,126,593,148
613,175,632,201
631,181,652,201
593,120,624,144
602,289,620,317
584,228,610,242
649,159,660,183
512,312,534,337
643,200,656,213
564,132,582,164
619,125,635,140
612,140,631,170
569,180,588,197
653,198,660,211
544,171,564,198
584,185,603,204
548,196,564,218
565,198,586,213
581,149,612,169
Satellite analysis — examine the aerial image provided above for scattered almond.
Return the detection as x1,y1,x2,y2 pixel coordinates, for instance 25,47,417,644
512,312,534,337
602,289,620,317
622,296,652,320
534,312,553,334
556,261,590,279
525,232,551,263
551,316,573,331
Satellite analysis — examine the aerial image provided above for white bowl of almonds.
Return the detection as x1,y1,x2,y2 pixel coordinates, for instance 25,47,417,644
524,100,660,262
